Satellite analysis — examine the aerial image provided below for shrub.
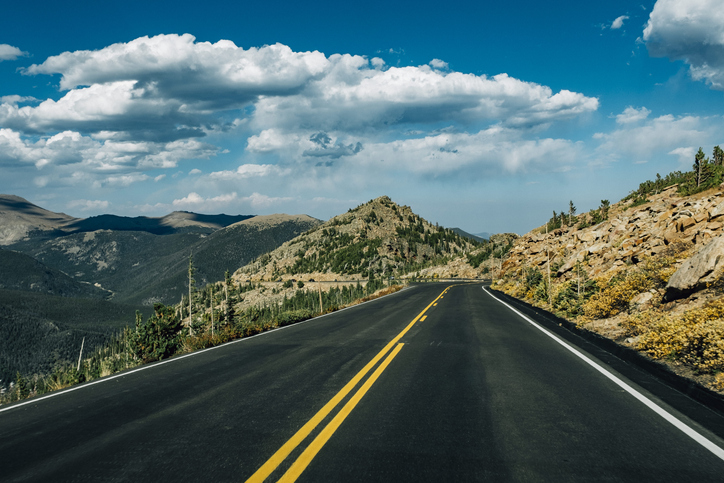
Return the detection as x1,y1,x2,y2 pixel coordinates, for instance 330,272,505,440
130,304,183,363
636,299,724,373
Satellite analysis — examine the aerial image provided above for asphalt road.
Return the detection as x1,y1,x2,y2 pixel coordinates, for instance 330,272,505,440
3,282,724,482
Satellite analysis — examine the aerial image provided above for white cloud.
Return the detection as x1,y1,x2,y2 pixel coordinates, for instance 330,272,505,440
209,163,290,180
370,57,385,70
668,146,697,165
1,34,604,209
24,34,328,95
154,174,166,182
172,191,239,211
7,34,596,143
252,63,599,132
594,114,718,162
611,15,629,30
95,173,150,187
67,199,110,211
0,44,27,61
0,128,217,178
351,127,583,176
616,106,651,124
644,0,724,90
246,129,301,153
243,192,293,208
0,95,37,105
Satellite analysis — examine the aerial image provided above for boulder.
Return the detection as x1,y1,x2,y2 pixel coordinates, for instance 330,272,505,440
710,200,724,220
629,291,654,311
677,216,695,232
664,235,724,301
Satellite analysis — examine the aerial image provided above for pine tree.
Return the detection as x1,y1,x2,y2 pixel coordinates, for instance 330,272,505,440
694,147,708,187
568,201,576,225
714,145,724,167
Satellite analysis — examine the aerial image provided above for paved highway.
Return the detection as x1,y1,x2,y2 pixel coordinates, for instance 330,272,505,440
3,283,724,481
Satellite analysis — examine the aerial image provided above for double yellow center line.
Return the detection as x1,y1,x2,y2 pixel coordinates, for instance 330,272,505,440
246,286,450,482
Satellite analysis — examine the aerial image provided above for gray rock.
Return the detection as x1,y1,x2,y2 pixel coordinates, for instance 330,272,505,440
709,200,724,220
664,235,724,301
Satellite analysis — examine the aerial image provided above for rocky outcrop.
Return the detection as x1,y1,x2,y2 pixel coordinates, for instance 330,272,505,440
664,235,724,301
500,185,724,285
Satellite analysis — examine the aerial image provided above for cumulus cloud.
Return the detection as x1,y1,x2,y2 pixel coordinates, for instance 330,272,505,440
2,34,602,202
95,173,150,187
11,34,597,143
252,62,599,132
0,44,27,61
208,163,290,180
594,114,718,161
171,191,288,211
0,95,37,105
668,146,698,165
24,34,328,97
0,128,217,171
67,199,110,211
644,0,724,90
616,106,651,124
243,192,293,208
611,15,629,29
350,127,583,176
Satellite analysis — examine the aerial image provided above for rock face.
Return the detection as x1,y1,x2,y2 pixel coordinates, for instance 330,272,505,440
499,185,724,289
664,235,724,301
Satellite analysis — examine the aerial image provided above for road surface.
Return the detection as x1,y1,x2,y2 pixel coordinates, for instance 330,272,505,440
2,282,724,481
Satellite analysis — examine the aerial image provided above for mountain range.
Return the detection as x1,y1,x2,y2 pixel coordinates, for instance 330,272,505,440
0,195,320,384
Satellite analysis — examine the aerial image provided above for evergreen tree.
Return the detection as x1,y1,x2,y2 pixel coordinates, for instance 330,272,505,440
714,145,724,167
694,147,709,187
600,200,610,220
568,200,576,225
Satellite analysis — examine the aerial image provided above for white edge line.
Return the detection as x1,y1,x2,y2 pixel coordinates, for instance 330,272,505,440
0,285,410,415
482,286,724,462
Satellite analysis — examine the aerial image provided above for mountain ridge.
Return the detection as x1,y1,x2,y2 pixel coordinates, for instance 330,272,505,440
0,194,257,242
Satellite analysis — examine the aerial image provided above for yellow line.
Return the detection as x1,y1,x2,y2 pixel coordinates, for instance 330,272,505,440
278,343,405,482
420,315,427,321
245,287,448,483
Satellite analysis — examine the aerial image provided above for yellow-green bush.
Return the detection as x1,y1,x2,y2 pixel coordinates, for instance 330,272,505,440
636,299,724,373
582,256,675,319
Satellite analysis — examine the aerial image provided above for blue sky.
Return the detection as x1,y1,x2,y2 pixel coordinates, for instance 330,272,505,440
2,0,724,235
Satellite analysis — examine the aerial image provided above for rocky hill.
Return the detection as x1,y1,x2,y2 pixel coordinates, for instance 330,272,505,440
493,183,724,393
233,196,481,283
0,195,79,245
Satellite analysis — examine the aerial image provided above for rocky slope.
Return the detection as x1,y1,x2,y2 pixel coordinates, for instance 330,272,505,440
0,195,79,245
501,184,723,285
494,184,724,392
232,196,480,284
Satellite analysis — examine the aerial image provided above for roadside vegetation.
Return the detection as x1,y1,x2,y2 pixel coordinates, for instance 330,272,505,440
0,271,405,405
494,145,724,392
